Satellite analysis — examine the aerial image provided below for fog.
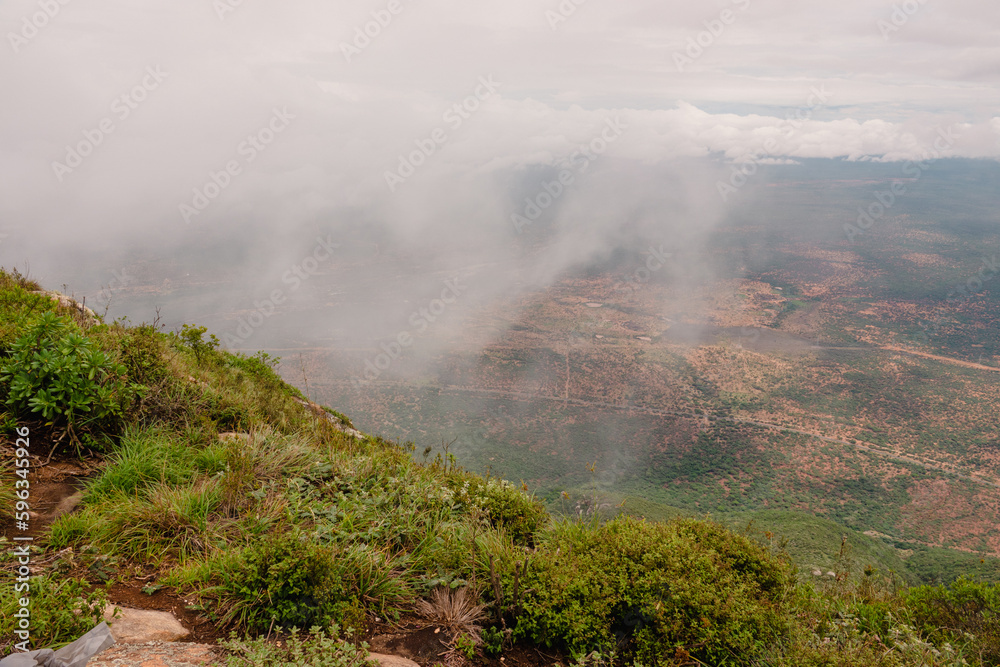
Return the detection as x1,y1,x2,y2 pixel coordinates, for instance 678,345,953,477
1,0,998,404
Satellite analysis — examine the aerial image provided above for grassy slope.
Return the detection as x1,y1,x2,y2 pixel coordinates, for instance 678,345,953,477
5,268,1000,665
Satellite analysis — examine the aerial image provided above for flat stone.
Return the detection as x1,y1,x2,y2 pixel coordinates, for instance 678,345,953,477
103,605,190,643
88,641,220,666
369,653,422,667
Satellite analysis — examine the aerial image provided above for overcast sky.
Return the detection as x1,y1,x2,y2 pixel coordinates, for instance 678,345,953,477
0,0,998,328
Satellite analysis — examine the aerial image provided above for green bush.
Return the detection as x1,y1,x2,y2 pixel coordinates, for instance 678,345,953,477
115,325,171,386
1,313,135,438
0,572,109,652
451,475,548,546
509,516,795,666
179,324,220,362
214,531,361,632
906,576,1000,663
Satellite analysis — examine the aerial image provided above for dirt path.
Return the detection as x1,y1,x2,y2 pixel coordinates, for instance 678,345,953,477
89,642,222,667
881,345,1000,372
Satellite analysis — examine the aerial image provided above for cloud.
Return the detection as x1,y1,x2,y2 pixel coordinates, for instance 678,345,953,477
1,0,997,348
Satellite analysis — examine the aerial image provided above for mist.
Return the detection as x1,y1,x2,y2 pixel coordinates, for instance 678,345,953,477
2,0,999,479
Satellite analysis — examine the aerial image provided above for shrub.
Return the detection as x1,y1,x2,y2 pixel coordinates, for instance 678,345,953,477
179,324,220,362
906,576,1000,663
0,313,135,440
0,572,109,652
115,325,170,386
509,516,795,666
213,531,360,632
451,475,548,546
225,351,283,381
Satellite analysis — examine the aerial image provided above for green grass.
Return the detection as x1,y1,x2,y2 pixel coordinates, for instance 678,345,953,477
8,265,1000,665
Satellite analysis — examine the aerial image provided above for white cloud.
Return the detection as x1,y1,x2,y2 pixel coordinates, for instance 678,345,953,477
1,0,997,292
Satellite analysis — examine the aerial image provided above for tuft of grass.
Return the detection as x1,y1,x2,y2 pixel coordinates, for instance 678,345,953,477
84,427,201,501
415,586,486,642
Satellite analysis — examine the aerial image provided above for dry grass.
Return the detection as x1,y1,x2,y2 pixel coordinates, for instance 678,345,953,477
415,586,487,641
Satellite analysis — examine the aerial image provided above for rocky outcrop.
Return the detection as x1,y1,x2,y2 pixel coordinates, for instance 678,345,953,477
31,290,98,325
293,397,365,439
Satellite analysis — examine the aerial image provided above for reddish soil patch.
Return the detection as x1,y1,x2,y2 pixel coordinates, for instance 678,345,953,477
366,614,564,667
89,641,222,667
0,428,100,540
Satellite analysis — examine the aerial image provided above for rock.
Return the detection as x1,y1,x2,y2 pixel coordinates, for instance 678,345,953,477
88,641,220,666
368,653,421,667
293,397,365,439
103,605,190,642
826,571,836,578
811,569,822,577
31,290,98,325
51,490,84,520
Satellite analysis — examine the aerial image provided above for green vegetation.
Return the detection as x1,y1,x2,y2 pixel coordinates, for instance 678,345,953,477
2,312,137,449
4,266,1000,665
510,517,794,665
0,565,110,650
220,623,376,667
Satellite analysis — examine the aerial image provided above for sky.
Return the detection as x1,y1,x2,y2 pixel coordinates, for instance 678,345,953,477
0,0,998,354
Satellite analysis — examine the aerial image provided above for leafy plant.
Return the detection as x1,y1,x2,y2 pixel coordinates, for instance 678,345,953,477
1,313,135,442
481,625,504,656
0,573,110,652
220,623,377,667
454,632,478,660
906,576,1000,663
450,475,548,546
179,324,220,362
212,531,360,632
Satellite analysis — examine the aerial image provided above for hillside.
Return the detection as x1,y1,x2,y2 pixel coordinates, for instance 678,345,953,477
4,266,1000,666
